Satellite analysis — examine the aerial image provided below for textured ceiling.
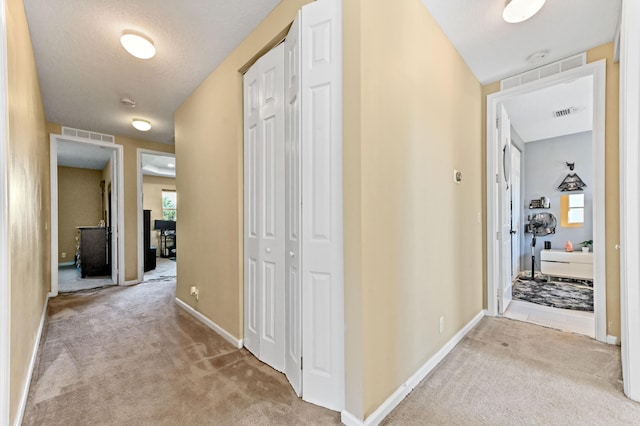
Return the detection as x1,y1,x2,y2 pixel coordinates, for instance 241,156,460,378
504,76,593,143
24,0,281,145
141,152,176,177
421,0,621,84
57,139,113,170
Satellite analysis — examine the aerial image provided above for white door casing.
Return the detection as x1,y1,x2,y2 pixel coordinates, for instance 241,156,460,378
511,146,521,278
498,105,513,313
49,135,126,296
242,43,286,372
284,11,303,396
619,0,640,401
486,61,607,342
300,0,344,411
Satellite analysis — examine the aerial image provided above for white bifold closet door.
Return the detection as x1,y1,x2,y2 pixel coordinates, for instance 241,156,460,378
243,0,343,411
243,43,286,373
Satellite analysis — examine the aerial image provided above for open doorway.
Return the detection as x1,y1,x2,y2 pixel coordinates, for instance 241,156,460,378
136,150,176,283
50,134,125,296
487,59,608,342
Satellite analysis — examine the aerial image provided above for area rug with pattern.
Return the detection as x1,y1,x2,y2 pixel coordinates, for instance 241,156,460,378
512,279,593,312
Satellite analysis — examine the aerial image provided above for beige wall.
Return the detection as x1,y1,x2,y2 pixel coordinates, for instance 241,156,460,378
47,123,175,281
6,0,50,422
174,0,312,337
143,175,176,253
482,42,621,338
57,166,103,263
344,0,483,418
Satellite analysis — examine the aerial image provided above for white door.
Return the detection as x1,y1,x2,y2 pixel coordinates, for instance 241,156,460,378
300,0,344,411
284,11,303,396
510,146,521,279
243,44,286,372
498,104,513,314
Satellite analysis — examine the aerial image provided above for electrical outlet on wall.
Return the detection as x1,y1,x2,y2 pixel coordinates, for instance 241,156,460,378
189,286,199,301
61,252,66,258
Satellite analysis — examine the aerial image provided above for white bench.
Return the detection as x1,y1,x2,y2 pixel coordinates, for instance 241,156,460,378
540,249,593,280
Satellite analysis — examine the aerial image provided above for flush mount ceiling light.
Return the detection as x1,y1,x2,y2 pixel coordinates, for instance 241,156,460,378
132,119,151,131
503,0,546,23
168,163,175,168
120,30,156,59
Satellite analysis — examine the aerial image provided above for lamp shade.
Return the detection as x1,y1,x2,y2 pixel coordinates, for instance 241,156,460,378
503,0,546,23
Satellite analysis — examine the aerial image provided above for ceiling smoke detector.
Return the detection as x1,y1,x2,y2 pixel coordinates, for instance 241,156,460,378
553,107,576,118
121,98,136,108
527,50,549,64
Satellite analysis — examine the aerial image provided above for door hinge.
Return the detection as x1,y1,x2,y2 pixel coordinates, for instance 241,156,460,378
496,117,500,129
496,173,500,184
300,357,303,370
496,231,500,241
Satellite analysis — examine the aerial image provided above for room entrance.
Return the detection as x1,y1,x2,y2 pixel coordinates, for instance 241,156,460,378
487,59,608,342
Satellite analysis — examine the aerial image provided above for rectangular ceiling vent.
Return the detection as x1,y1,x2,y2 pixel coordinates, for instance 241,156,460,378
61,126,115,143
500,53,586,91
553,107,575,118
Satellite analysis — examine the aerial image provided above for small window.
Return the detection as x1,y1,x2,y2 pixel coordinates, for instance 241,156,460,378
560,193,584,228
162,190,177,221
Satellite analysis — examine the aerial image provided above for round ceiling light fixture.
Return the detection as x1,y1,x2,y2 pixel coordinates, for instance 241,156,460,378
132,119,152,131
503,0,546,23
120,30,156,59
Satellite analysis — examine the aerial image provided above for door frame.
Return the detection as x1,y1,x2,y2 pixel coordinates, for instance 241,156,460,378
486,60,607,342
136,148,176,282
619,0,640,401
49,135,125,296
0,0,9,421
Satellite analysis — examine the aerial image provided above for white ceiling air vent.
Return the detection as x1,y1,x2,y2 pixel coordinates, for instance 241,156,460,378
500,53,586,91
553,107,576,118
61,126,115,143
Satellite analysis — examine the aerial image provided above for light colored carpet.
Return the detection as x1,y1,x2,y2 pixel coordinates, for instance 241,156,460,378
383,317,640,425
24,274,640,425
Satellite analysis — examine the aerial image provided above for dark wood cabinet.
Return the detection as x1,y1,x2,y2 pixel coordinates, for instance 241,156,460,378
78,227,109,278
143,209,156,271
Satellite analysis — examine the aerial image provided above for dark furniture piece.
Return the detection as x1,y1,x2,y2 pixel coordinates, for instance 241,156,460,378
154,220,176,258
77,227,109,278
143,210,156,271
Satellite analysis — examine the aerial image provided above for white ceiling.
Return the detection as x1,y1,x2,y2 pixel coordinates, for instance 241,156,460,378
23,0,281,145
57,140,112,170
25,1,620,148
141,153,176,177
421,0,621,84
504,75,593,143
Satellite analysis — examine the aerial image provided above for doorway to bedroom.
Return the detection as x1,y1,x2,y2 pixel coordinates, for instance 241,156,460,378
487,59,607,342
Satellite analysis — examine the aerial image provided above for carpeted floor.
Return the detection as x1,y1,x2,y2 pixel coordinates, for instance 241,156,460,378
383,318,640,425
513,279,593,311
24,276,640,425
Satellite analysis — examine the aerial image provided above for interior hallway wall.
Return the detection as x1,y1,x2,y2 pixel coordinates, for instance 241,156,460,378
57,166,103,263
6,0,50,422
482,42,621,338
343,0,483,418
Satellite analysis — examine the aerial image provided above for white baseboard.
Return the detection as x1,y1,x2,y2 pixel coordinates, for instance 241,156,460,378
123,279,141,286
14,295,49,426
174,297,243,349
341,310,487,426
607,335,620,346
58,261,74,267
